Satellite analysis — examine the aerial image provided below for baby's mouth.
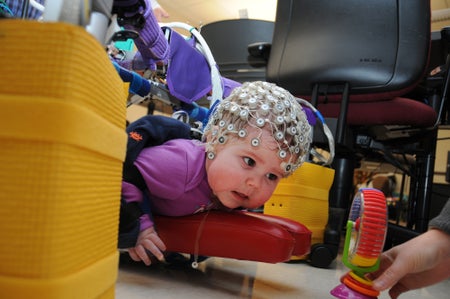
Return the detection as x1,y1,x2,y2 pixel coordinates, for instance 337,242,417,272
233,191,248,200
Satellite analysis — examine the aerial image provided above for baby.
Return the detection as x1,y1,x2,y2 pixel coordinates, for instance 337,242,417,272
121,81,312,265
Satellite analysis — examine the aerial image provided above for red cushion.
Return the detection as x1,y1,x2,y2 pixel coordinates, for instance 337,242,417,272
154,210,311,263
238,211,312,256
316,97,437,126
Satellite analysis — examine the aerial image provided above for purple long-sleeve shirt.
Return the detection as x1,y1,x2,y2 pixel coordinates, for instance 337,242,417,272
121,139,214,231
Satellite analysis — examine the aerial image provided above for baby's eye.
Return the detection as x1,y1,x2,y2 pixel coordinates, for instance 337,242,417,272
243,157,256,167
266,173,279,181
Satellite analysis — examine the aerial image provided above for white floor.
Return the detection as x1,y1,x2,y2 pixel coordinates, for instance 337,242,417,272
115,253,449,299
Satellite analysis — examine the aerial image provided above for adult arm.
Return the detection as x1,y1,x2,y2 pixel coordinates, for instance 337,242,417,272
369,200,450,299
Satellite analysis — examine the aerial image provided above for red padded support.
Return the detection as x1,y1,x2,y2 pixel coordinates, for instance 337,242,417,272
238,211,312,256
316,97,437,126
154,210,311,263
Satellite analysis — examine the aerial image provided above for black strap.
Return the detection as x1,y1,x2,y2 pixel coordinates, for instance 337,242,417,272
118,199,144,248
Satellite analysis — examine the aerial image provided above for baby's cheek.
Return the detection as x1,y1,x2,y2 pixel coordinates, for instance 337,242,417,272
261,185,278,202
253,194,272,208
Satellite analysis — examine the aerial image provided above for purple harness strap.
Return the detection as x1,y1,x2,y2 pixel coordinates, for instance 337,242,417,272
165,28,213,104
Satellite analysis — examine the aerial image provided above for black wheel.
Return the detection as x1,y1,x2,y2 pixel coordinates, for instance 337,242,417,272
309,243,336,268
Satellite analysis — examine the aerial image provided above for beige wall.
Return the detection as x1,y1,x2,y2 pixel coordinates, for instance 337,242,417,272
432,0,450,31
428,0,450,184
434,129,450,184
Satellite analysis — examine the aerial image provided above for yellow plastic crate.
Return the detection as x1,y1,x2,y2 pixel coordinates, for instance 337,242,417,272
0,20,127,298
264,162,335,258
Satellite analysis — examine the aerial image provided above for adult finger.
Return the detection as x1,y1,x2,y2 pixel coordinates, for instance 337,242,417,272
372,255,409,291
388,283,408,299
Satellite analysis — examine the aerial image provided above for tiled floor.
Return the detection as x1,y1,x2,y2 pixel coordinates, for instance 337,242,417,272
115,253,449,299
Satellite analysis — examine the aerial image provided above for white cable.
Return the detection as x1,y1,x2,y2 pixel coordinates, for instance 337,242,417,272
172,110,190,123
30,0,44,12
296,97,335,166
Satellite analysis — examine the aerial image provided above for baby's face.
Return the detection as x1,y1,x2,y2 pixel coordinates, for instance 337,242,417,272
205,127,291,210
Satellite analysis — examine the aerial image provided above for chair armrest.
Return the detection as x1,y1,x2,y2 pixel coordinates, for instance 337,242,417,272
247,42,271,67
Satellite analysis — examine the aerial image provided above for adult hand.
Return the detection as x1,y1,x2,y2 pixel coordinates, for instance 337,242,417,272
368,229,450,299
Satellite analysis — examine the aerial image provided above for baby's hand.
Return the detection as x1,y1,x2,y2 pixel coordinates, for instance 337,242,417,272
128,226,167,266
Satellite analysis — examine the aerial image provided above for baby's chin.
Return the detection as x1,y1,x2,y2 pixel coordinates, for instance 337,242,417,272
222,201,240,209
216,196,241,210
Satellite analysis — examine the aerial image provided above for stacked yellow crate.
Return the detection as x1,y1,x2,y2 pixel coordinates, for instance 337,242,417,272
0,20,127,298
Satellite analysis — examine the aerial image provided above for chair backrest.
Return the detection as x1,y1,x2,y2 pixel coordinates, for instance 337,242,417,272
201,19,274,83
266,0,431,101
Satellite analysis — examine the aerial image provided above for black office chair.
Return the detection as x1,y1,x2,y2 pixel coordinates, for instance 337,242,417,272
200,19,274,83
251,0,449,267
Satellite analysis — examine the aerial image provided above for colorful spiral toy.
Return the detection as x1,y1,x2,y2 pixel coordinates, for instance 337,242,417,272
331,188,388,299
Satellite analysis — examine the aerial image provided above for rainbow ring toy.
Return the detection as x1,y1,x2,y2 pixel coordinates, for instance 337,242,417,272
331,188,388,299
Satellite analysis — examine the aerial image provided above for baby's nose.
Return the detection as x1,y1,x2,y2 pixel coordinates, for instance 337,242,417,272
245,175,261,188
